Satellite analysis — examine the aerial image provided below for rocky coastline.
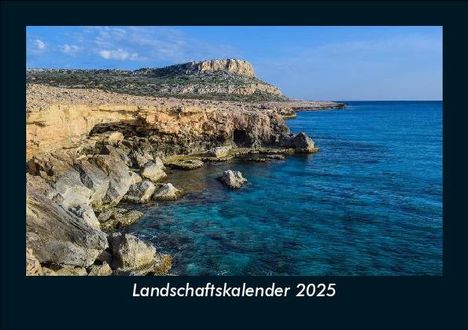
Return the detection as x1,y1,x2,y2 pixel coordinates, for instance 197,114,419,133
26,60,345,276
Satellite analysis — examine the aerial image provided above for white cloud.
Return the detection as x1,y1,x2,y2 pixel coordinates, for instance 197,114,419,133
34,39,46,50
62,44,80,55
98,48,139,61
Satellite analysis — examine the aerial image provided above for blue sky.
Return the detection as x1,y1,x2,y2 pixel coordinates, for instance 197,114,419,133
27,26,442,100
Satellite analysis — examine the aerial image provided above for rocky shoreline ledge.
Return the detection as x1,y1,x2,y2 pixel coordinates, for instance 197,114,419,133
26,63,345,276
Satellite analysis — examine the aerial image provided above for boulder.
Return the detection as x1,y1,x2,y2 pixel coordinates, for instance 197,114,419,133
125,180,156,204
97,207,144,231
153,183,182,201
27,174,108,268
209,146,231,158
128,171,143,185
291,132,317,153
108,233,157,271
219,170,247,189
88,262,113,276
108,131,124,146
141,160,167,182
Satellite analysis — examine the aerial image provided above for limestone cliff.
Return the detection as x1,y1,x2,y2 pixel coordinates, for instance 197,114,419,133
140,59,256,78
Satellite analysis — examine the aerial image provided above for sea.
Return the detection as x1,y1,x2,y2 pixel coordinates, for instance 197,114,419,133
129,101,443,276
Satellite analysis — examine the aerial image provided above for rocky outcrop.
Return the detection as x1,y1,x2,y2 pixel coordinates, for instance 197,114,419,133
288,132,318,153
219,170,248,189
26,174,108,268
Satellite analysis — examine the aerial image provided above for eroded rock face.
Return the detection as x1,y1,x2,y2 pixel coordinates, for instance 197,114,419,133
193,59,256,77
219,170,248,189
27,174,108,268
26,85,291,158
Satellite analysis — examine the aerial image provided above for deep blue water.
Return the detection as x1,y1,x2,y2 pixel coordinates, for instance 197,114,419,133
129,101,443,276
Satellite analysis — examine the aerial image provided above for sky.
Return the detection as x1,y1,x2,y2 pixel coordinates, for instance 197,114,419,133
26,26,442,101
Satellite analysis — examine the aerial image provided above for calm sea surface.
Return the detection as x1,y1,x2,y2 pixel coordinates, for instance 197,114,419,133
129,101,443,275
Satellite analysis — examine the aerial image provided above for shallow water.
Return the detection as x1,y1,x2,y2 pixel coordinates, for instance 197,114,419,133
129,101,443,276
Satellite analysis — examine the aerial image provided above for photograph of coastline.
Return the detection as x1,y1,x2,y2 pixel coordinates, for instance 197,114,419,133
26,26,442,276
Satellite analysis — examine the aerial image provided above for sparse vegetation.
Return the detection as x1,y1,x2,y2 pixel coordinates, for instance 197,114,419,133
26,68,288,102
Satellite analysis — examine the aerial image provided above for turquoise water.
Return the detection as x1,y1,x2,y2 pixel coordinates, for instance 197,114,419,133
129,101,443,276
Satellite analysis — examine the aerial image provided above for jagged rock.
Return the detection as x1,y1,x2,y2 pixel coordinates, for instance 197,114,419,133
291,132,317,153
88,262,113,276
219,170,247,189
108,131,124,146
76,160,110,208
125,180,156,204
94,150,133,205
27,174,108,268
130,149,154,168
51,159,101,229
128,171,143,185
209,146,231,158
97,207,144,231
165,158,204,170
141,160,167,182
109,233,156,271
153,183,182,201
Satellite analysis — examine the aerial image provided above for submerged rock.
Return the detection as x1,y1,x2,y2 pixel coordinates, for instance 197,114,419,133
219,170,247,189
264,154,286,160
153,183,183,201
